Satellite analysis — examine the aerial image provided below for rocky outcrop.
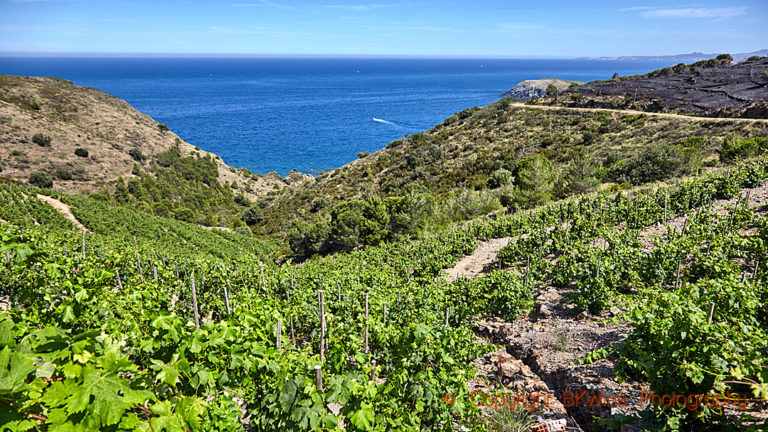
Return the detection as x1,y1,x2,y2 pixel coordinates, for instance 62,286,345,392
285,169,314,185
500,79,582,100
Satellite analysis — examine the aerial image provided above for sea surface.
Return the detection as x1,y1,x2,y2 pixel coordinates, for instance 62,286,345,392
0,57,673,176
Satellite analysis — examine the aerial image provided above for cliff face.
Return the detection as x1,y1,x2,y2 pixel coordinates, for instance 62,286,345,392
500,79,582,100
0,75,285,198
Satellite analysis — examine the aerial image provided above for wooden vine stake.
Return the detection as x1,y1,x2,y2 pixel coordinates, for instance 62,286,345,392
81,228,86,260
4,250,9,265
261,267,266,292
276,318,282,351
63,246,68,257
191,277,200,330
115,269,123,290
674,260,682,289
370,360,377,381
318,290,326,363
524,256,531,289
596,254,602,278
153,265,158,282
223,281,232,315
383,303,387,326
133,236,145,283
290,314,295,342
752,261,760,281
707,302,715,325
364,292,369,354
445,307,450,326
314,365,323,391
337,282,341,302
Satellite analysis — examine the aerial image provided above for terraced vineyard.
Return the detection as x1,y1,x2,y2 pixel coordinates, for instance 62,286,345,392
2,160,768,431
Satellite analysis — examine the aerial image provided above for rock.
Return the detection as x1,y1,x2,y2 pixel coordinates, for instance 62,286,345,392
576,311,588,320
497,361,521,380
500,78,582,100
609,307,621,316
285,169,314,184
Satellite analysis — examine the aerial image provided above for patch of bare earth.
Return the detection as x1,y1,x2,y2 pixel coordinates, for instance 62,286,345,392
35,194,87,231
443,237,511,282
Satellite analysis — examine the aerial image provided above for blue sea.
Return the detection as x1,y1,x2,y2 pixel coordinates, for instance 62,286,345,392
0,57,672,176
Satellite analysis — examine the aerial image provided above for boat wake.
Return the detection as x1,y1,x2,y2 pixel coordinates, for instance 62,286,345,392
372,117,419,130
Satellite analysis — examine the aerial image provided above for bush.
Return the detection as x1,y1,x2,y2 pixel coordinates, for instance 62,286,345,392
28,171,53,188
74,147,89,157
241,206,263,225
32,133,51,147
611,138,706,185
54,167,72,180
234,194,250,206
235,226,252,237
357,151,370,158
719,135,768,162
513,154,555,206
158,123,170,132
128,149,145,162
486,168,513,189
546,84,558,98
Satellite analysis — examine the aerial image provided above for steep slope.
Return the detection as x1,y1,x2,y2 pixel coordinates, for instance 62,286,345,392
542,55,768,118
0,74,286,198
258,99,768,236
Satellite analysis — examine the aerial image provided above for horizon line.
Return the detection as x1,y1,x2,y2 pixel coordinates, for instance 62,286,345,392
0,51,582,59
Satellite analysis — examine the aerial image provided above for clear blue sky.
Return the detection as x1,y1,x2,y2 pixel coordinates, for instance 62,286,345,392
1,0,766,57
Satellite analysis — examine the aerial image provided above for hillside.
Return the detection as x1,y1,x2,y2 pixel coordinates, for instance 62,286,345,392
258,98,768,254
0,75,296,227
539,55,768,118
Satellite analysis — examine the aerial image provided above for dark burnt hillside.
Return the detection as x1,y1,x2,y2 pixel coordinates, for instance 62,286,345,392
553,55,768,118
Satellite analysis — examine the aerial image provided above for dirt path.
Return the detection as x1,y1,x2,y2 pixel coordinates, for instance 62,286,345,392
443,237,511,282
36,194,88,231
510,102,768,124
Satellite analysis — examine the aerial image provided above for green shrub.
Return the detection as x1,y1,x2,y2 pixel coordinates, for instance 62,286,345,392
28,171,53,188
32,133,51,147
11,150,22,157
54,167,72,180
309,198,328,213
513,154,555,206
546,84,559,98
74,147,89,157
610,138,706,185
128,149,145,162
357,151,370,158
241,206,263,225
235,226,252,237
486,168,513,189
234,194,250,206
719,135,768,162
158,123,170,132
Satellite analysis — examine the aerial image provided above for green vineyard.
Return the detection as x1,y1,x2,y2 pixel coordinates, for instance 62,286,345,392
2,159,767,431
